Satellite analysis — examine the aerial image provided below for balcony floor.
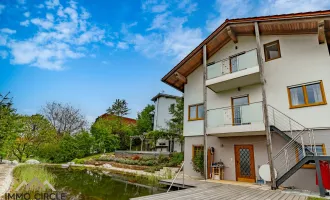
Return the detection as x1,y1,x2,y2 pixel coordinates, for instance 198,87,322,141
206,66,261,92
207,123,266,137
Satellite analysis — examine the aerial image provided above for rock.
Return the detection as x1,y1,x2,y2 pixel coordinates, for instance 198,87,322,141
25,159,40,164
61,164,69,168
1,160,11,164
102,164,112,169
11,160,18,165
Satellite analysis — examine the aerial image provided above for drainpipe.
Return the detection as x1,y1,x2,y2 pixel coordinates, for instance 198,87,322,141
203,45,208,180
254,22,276,189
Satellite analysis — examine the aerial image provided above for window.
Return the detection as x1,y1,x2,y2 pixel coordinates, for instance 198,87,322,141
188,104,204,121
192,145,204,159
264,40,281,61
296,144,327,169
231,95,249,125
287,81,327,109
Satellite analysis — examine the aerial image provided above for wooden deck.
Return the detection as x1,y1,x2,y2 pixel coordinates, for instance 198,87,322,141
131,179,308,200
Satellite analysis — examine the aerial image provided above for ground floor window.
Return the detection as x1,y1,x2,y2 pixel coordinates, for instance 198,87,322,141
296,144,327,169
192,145,204,159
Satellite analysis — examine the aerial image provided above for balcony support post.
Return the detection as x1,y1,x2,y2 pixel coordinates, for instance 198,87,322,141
254,22,277,190
203,44,208,180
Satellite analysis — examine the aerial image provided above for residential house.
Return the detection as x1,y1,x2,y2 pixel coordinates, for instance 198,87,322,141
98,113,137,125
161,10,330,193
151,93,182,152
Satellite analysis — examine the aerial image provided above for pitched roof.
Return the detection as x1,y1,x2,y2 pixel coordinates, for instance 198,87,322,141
98,114,137,124
162,10,330,91
151,93,181,101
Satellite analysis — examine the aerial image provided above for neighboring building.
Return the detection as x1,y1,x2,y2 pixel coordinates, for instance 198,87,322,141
161,11,330,193
97,113,137,125
151,93,182,152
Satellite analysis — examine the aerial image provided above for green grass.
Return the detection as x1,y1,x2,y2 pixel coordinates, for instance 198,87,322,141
308,197,327,200
12,165,56,192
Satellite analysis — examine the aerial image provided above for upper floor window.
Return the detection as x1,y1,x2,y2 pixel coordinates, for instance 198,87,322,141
287,81,327,109
188,104,204,121
264,40,281,62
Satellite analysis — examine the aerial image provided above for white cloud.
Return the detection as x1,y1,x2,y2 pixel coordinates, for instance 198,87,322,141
45,0,60,9
31,18,54,29
46,13,54,21
261,0,330,15
178,0,197,14
0,51,8,59
117,42,129,49
23,12,30,17
151,4,168,13
1,28,16,34
206,0,330,32
0,4,5,14
36,4,45,9
206,0,253,32
3,0,107,70
20,20,30,27
104,41,114,47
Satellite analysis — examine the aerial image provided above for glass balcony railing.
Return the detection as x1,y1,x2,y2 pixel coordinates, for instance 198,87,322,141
207,49,259,80
207,102,263,128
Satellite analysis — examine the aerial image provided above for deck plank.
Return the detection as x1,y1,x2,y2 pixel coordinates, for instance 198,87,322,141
131,182,313,200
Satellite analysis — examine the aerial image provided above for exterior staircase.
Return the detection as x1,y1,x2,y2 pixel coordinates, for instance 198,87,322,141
267,105,330,196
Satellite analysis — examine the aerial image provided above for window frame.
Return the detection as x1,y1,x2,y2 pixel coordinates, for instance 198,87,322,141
231,95,250,126
296,144,327,169
188,103,204,121
264,40,281,62
192,145,204,159
287,81,327,109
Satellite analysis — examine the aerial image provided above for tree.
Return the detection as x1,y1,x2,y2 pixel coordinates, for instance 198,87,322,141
10,114,56,162
90,118,120,153
106,99,130,117
0,93,19,157
167,97,184,151
136,104,155,134
42,102,87,135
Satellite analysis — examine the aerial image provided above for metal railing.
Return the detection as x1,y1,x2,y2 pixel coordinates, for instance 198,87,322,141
167,162,184,193
207,48,258,80
207,101,263,128
268,105,319,179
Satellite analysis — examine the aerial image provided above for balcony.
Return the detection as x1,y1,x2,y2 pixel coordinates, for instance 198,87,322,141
206,49,261,92
207,102,265,137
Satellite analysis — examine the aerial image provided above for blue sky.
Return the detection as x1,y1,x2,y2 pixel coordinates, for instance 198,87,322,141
1,0,330,124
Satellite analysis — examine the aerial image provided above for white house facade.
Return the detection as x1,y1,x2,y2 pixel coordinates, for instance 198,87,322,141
161,11,330,194
152,93,182,152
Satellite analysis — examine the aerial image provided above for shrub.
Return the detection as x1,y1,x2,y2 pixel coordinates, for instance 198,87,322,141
72,158,85,164
169,152,183,166
192,150,204,175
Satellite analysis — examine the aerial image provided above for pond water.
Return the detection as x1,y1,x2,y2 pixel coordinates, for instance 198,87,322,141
47,167,164,200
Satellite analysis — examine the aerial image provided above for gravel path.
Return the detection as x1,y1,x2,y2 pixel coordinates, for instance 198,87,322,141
0,164,15,196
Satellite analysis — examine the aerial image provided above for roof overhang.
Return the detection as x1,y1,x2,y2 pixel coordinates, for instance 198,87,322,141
162,10,330,92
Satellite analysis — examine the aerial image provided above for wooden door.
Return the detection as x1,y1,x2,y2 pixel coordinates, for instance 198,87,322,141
234,145,256,183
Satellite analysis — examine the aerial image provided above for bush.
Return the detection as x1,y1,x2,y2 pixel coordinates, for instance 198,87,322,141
192,151,204,175
169,152,183,166
72,158,85,164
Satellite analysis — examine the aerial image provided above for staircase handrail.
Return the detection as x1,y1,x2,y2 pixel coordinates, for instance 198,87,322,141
167,162,184,193
271,128,308,160
267,105,306,129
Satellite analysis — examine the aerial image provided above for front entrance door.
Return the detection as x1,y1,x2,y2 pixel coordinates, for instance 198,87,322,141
234,145,256,183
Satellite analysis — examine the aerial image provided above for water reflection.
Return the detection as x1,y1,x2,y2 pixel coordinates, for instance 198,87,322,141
47,167,163,200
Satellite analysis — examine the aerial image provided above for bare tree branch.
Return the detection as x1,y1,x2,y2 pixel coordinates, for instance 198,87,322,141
42,102,87,135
